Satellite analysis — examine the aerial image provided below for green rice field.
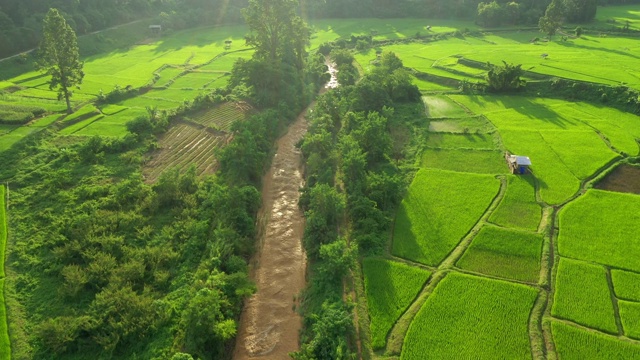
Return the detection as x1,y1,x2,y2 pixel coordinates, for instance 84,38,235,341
457,225,543,283
552,258,617,334
362,258,431,349
558,190,640,272
619,300,640,340
401,272,537,360
421,149,507,174
489,175,541,231
552,321,640,360
0,186,9,358
612,270,640,302
392,168,500,266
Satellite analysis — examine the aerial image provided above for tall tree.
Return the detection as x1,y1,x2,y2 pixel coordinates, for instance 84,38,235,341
38,8,84,114
243,0,309,69
538,0,564,39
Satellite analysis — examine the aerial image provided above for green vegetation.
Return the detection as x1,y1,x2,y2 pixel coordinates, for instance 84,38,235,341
421,149,507,174
0,185,6,278
38,9,85,114
362,258,431,350
558,190,640,272
619,300,640,340
457,225,543,282
490,175,541,230
0,279,8,360
612,270,640,302
423,96,468,118
392,168,500,266
401,273,538,360
552,320,640,360
552,258,617,334
426,133,498,150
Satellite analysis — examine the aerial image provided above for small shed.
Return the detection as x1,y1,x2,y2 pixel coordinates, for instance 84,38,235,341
149,25,162,35
506,153,532,174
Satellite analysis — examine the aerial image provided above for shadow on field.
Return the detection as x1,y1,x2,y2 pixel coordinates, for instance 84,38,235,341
555,40,640,61
466,95,575,129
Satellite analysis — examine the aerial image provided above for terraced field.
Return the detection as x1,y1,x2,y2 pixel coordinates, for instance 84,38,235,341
142,123,230,183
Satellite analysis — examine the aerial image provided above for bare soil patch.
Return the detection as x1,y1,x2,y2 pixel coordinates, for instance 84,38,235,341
594,164,640,195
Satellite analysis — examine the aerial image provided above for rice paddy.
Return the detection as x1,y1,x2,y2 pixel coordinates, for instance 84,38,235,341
558,190,640,272
552,258,617,334
619,300,640,340
391,168,500,266
612,270,640,302
401,273,537,360
457,225,543,283
552,321,640,360
362,258,431,350
489,175,541,230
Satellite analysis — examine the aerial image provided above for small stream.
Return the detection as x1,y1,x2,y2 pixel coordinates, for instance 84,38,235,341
233,62,338,359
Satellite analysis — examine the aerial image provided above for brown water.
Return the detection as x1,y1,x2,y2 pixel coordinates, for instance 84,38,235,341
233,62,337,360
233,112,308,359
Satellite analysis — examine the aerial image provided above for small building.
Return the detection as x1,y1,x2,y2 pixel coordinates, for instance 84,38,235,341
506,153,532,174
149,25,162,36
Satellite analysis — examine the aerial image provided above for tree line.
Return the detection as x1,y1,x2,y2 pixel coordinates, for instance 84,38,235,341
3,0,636,59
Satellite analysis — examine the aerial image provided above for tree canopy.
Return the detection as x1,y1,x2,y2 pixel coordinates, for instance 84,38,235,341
38,8,84,114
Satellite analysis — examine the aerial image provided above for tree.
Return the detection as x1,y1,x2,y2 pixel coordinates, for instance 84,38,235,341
538,0,564,39
243,0,309,70
563,0,596,23
485,61,526,92
38,8,84,114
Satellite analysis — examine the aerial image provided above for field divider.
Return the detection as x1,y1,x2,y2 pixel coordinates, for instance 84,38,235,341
438,175,506,269
384,270,447,356
551,317,640,345
452,267,542,288
606,267,625,336
384,175,507,356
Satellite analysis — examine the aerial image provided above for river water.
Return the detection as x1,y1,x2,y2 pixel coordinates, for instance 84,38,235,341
233,61,337,360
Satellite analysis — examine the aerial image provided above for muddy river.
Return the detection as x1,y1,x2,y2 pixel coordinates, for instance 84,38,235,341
233,61,337,360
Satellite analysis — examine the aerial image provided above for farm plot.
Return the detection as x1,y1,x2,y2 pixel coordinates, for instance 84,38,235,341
552,258,617,334
155,66,187,87
76,108,147,137
169,72,224,90
0,126,39,152
612,270,640,302
558,190,640,272
595,164,640,195
428,116,495,133
422,95,468,118
457,225,543,283
566,103,640,156
401,272,537,360
490,175,540,230
498,130,579,204
362,258,431,350
619,301,640,340
552,320,640,360
392,168,500,266
425,132,498,150
421,148,507,174
59,114,105,135
143,123,230,183
188,102,251,132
